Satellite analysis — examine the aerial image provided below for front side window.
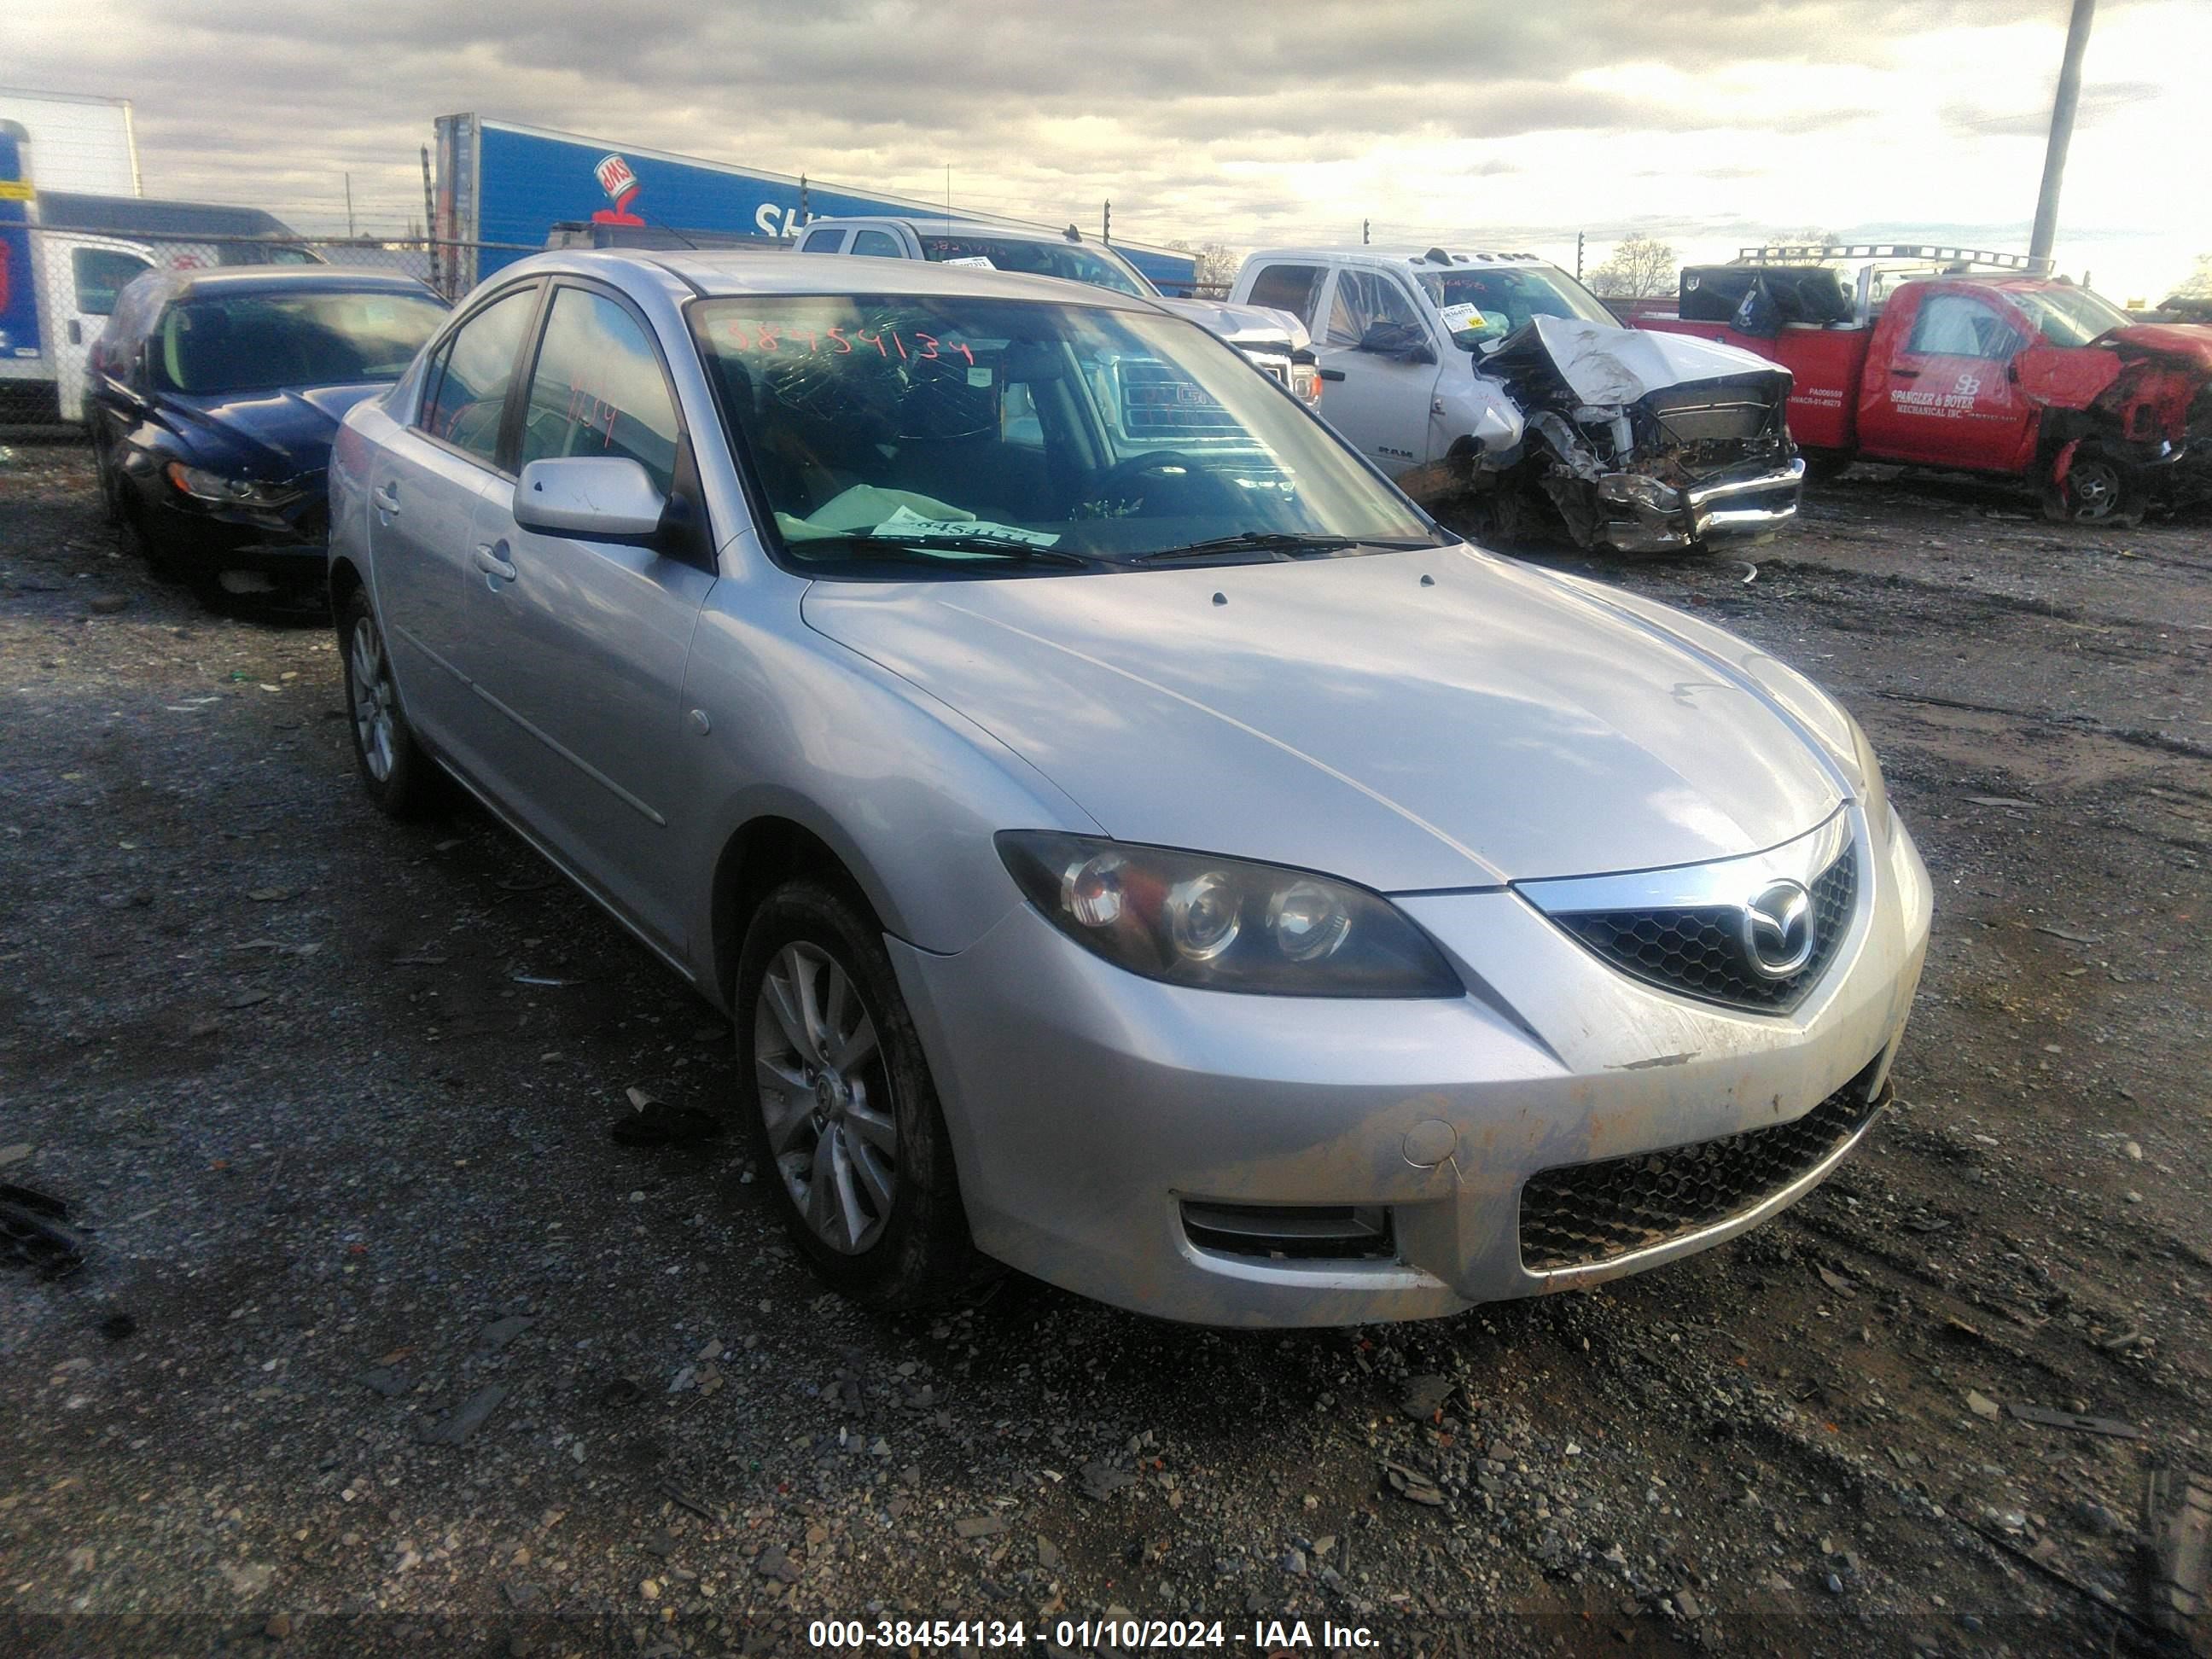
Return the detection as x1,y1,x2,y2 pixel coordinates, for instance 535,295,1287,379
1244,264,1327,329
518,286,681,495
849,230,903,259
917,236,1150,298
73,247,154,317
1324,270,1423,348
153,287,446,394
691,294,1441,578
418,286,537,463
1908,293,2023,359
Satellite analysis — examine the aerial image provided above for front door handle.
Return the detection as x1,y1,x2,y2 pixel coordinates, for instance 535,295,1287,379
473,543,518,585
372,482,400,514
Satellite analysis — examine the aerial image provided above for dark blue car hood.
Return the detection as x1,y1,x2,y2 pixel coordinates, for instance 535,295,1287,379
168,383,387,479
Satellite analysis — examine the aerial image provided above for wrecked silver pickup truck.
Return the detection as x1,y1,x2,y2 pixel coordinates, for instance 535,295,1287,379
1229,247,1805,552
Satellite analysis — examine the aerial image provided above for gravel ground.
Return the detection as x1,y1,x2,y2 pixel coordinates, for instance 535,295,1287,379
2,441,2207,1658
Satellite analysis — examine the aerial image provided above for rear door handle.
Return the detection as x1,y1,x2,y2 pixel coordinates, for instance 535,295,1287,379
372,482,400,514
473,542,518,585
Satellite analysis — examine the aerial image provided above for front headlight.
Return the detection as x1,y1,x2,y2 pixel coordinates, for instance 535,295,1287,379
1845,713,1892,835
996,831,1462,998
166,462,303,509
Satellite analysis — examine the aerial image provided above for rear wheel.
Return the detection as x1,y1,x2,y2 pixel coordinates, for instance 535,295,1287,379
736,879,986,1310
338,585,438,817
2042,443,2144,528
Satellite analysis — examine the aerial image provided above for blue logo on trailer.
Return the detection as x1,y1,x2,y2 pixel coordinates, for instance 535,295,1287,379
467,123,1196,292
0,126,42,360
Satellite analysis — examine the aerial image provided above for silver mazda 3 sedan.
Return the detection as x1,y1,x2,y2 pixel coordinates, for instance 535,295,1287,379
329,250,1931,1326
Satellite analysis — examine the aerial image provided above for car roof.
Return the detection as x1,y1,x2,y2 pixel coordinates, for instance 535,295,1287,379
489,247,1161,312
1247,246,1556,270
165,266,441,299
806,214,1100,247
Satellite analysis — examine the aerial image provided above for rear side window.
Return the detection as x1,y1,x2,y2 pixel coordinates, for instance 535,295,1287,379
73,247,154,317
1245,264,1326,329
517,286,681,496
850,230,903,258
419,286,537,464
798,229,846,253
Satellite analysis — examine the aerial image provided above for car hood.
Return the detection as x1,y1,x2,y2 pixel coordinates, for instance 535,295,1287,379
1500,315,1792,405
1153,296,1311,352
801,548,1846,891
170,383,387,476
2103,323,2212,375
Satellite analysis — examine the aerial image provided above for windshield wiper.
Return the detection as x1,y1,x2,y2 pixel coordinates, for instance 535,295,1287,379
1135,532,1430,564
813,533,1091,568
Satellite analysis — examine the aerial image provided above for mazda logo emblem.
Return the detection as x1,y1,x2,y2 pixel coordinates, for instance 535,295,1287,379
1741,879,1814,979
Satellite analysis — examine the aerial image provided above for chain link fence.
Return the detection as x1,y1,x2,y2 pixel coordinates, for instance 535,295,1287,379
2,226,535,428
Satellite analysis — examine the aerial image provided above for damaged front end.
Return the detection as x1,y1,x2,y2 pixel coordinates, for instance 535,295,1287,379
1483,317,1804,553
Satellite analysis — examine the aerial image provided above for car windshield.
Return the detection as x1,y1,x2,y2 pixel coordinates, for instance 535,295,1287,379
2009,284,2132,347
154,290,446,395
1414,265,1617,345
691,294,1442,576
917,236,1154,298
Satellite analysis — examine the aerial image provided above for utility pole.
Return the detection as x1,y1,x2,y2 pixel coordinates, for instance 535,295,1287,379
1103,201,1111,243
2029,0,2096,274
344,172,355,240
419,145,439,295
1361,218,1370,245
798,173,808,226
1575,231,1585,281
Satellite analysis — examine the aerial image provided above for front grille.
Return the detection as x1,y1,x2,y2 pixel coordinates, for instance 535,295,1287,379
1556,849,1855,1012
1182,1202,1396,1261
1518,1067,1883,1272
1119,362,1241,438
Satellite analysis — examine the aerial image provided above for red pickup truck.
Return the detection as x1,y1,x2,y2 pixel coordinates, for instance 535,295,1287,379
1635,247,2212,527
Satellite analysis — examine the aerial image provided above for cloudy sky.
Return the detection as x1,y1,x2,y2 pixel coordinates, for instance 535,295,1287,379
6,0,2207,300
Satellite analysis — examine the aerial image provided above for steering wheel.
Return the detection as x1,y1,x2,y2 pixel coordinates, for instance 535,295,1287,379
1087,450,1239,516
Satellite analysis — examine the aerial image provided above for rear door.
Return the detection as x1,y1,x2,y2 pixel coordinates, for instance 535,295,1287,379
458,278,714,952
1310,265,1442,475
1855,285,2038,471
368,280,543,759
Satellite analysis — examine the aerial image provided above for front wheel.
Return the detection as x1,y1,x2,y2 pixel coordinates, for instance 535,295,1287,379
736,880,987,1310
337,585,438,818
2042,443,2145,528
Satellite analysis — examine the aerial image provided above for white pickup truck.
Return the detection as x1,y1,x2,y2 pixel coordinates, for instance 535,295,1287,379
796,215,1320,410
1229,246,1806,553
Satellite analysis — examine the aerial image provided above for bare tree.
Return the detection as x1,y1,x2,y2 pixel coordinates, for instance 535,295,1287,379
1767,230,1843,262
1169,239,1243,290
2173,253,2212,299
1587,233,1677,298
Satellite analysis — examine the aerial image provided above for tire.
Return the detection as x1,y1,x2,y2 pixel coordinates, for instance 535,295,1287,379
2041,443,2144,528
1801,450,1853,486
91,428,123,528
736,879,987,1311
337,585,439,818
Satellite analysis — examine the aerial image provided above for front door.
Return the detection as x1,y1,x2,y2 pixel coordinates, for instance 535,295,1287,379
459,280,713,954
1311,266,1442,477
1855,287,2038,472
55,238,154,421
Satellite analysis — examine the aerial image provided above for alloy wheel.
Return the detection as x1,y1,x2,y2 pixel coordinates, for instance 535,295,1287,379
349,616,399,783
752,940,897,1254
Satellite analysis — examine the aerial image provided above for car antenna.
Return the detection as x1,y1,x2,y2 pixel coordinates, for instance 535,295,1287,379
644,214,699,250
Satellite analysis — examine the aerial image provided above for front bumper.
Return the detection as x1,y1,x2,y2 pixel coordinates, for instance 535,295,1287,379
891,806,1930,1326
135,473,329,580
1596,455,1806,553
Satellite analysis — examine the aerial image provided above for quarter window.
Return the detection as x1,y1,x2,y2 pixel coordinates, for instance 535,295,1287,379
798,229,846,254
1245,264,1327,329
517,286,681,496
419,286,537,464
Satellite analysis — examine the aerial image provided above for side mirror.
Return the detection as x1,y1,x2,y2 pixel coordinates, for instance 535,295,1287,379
1357,320,1430,358
513,457,667,540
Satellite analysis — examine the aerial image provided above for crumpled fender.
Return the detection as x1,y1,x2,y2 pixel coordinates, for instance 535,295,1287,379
2015,344,2122,410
